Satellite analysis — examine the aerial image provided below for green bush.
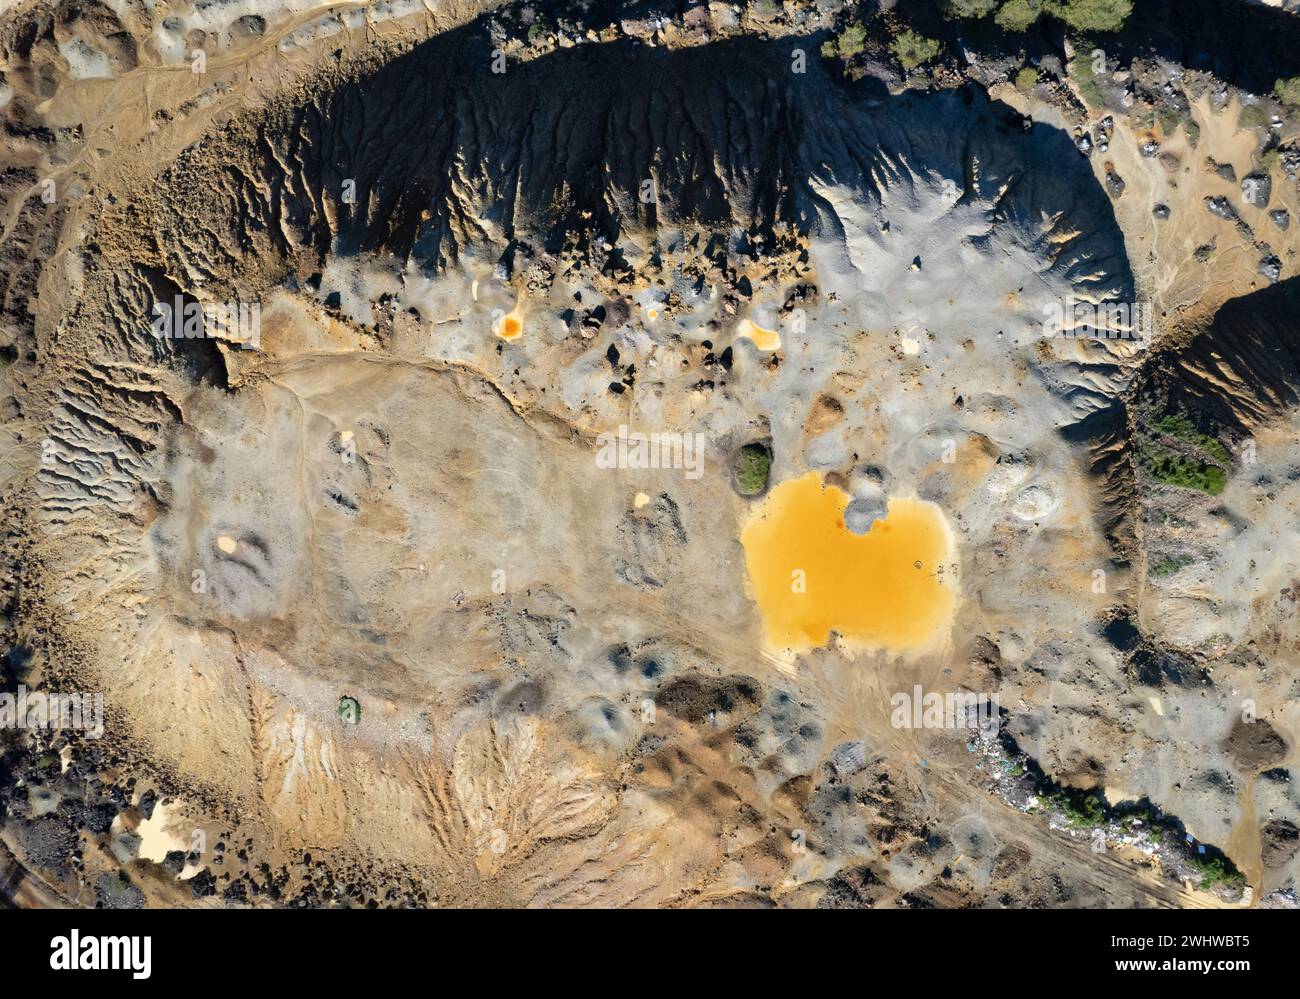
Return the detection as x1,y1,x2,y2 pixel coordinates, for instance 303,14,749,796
822,23,867,59
1149,555,1193,578
1152,413,1230,464
735,443,772,496
1016,66,1040,90
995,0,1043,31
1275,77,1300,109
1141,448,1226,495
1136,410,1230,495
891,29,943,71
1190,854,1245,891
941,0,1000,16
1042,789,1107,829
1051,0,1133,32
1072,50,1104,107
1064,793,1106,830
1239,104,1270,129
992,0,1132,33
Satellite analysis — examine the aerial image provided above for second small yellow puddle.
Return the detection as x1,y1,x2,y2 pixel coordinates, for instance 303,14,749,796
735,318,780,351
741,471,957,654
495,310,524,341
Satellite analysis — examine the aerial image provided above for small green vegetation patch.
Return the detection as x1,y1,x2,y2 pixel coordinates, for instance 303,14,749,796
1015,66,1040,90
1190,853,1245,891
821,23,866,59
1158,109,1183,137
735,442,773,497
947,0,1132,32
890,29,943,71
1140,449,1226,495
941,0,1000,16
1050,0,1133,32
995,0,1044,31
1138,411,1230,495
1149,554,1193,578
1039,788,1107,829
1152,414,1230,463
1275,77,1300,109
1239,104,1270,129
1071,50,1104,108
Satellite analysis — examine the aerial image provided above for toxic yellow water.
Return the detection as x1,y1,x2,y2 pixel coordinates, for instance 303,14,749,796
741,471,956,654
496,311,523,341
736,318,780,351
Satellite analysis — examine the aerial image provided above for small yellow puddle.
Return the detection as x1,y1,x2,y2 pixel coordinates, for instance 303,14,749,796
495,309,524,341
741,471,957,654
736,318,780,351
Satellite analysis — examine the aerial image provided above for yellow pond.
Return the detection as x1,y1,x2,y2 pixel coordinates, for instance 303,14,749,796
740,471,957,654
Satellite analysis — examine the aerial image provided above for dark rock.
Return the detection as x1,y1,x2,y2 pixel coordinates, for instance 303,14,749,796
1205,195,1239,221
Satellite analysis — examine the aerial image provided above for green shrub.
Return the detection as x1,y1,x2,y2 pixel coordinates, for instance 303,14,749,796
1149,555,1193,578
1275,77,1300,108
1050,0,1133,32
822,23,867,59
1137,410,1231,495
941,0,1000,16
1190,854,1245,891
995,0,1043,31
1152,413,1230,464
992,0,1132,33
1041,789,1107,829
891,29,943,71
1141,447,1226,495
1071,50,1104,107
735,443,772,496
1239,104,1270,129
1064,793,1106,830
1015,66,1040,90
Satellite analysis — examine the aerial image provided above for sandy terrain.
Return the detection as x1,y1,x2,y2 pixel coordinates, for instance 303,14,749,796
1,0,1298,909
